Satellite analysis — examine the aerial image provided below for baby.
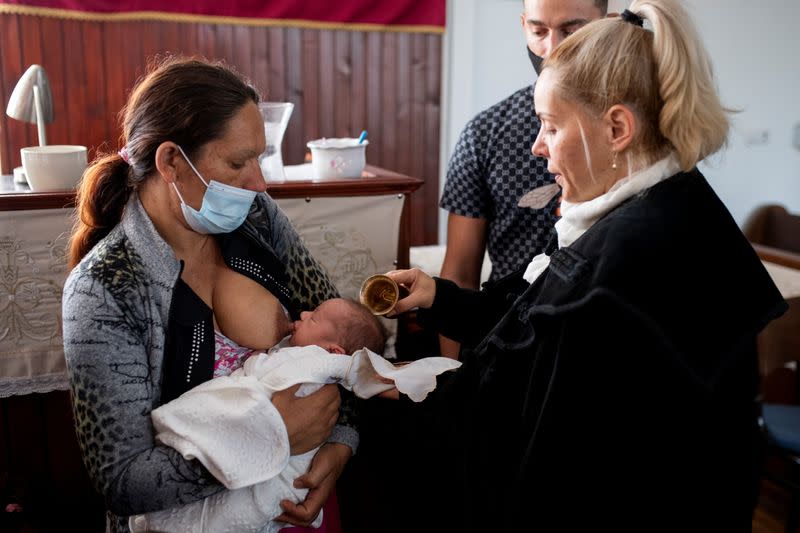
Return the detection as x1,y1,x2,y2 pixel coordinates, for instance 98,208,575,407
130,298,459,533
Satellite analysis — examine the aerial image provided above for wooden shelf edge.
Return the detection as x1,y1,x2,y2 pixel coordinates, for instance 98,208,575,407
0,166,424,211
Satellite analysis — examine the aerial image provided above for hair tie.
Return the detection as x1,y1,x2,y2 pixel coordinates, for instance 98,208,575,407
620,9,644,27
118,146,131,165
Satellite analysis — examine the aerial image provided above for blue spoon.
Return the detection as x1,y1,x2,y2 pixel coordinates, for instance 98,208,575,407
357,130,368,144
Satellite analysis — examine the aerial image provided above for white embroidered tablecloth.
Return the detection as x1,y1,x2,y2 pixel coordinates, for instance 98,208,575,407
0,208,73,397
0,195,405,396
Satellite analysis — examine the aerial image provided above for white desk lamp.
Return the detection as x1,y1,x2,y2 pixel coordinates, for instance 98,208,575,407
5,64,54,184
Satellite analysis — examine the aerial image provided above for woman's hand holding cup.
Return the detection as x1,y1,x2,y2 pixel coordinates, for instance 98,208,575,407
384,268,436,316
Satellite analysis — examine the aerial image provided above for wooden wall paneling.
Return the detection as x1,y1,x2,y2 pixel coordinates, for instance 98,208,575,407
140,21,162,64
284,27,304,165
334,30,352,138
155,20,179,61
161,21,178,56
424,34,443,244
225,24,240,67
267,28,286,103
222,23,237,67
20,13,42,155
396,33,412,173
197,22,218,63
212,23,234,66
82,20,111,156
160,19,181,58
365,32,383,182
318,30,335,140
39,16,69,152
180,19,200,58
232,24,252,79
116,22,145,155
250,26,269,90
122,21,146,98
60,19,90,160
301,29,320,145
267,27,289,164
20,13,43,153
125,22,143,77
410,34,428,244
2,15,27,172
380,32,398,172
349,31,367,144
0,17,9,174
102,21,127,151
410,35,427,182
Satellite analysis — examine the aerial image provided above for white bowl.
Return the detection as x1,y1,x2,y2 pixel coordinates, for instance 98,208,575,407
306,138,368,179
21,145,88,191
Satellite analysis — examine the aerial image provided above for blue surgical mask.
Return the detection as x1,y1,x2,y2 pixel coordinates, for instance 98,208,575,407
172,145,257,234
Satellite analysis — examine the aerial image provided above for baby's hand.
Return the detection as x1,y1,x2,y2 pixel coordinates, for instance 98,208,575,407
376,373,399,400
377,375,394,385
378,387,400,400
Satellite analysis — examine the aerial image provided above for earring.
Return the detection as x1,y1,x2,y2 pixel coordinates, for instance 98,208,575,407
611,151,618,170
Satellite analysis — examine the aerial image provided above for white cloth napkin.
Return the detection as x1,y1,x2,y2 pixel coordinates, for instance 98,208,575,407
131,346,460,533
523,154,681,284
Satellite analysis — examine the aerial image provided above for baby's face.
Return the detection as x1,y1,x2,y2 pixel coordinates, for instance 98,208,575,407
288,299,346,348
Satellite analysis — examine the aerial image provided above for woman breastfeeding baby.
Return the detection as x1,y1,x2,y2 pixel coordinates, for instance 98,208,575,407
62,57,457,533
133,288,457,533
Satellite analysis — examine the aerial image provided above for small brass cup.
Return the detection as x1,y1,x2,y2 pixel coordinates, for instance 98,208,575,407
359,274,401,315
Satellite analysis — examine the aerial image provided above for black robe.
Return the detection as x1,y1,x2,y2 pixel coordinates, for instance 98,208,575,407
405,169,786,531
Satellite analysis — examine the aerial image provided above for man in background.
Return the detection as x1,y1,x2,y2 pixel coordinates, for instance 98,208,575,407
438,0,609,357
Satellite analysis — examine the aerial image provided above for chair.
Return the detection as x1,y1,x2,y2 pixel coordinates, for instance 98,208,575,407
757,297,800,533
744,204,800,257
761,403,800,533
746,204,800,531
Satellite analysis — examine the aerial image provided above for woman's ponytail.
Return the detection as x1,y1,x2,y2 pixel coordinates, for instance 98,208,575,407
68,153,132,268
631,0,729,170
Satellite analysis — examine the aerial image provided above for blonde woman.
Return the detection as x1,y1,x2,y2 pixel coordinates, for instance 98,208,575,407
384,1,786,530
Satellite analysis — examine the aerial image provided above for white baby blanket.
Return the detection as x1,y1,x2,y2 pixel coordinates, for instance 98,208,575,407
129,346,460,533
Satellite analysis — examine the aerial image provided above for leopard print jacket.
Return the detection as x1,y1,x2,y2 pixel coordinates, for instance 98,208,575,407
62,194,352,532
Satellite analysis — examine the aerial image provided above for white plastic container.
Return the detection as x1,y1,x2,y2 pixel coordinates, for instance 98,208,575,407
21,145,87,191
306,138,368,179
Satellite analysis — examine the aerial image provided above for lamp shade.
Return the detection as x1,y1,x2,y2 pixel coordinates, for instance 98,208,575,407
6,64,54,124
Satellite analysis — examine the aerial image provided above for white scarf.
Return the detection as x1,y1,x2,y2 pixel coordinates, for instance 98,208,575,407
522,154,681,284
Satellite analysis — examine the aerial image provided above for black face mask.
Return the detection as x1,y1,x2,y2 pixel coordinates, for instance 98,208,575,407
528,46,544,75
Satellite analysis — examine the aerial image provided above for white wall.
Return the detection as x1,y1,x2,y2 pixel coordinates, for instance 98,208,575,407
440,0,800,241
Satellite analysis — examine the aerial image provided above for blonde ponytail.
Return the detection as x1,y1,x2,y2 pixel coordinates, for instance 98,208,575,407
631,0,729,170
543,0,729,171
